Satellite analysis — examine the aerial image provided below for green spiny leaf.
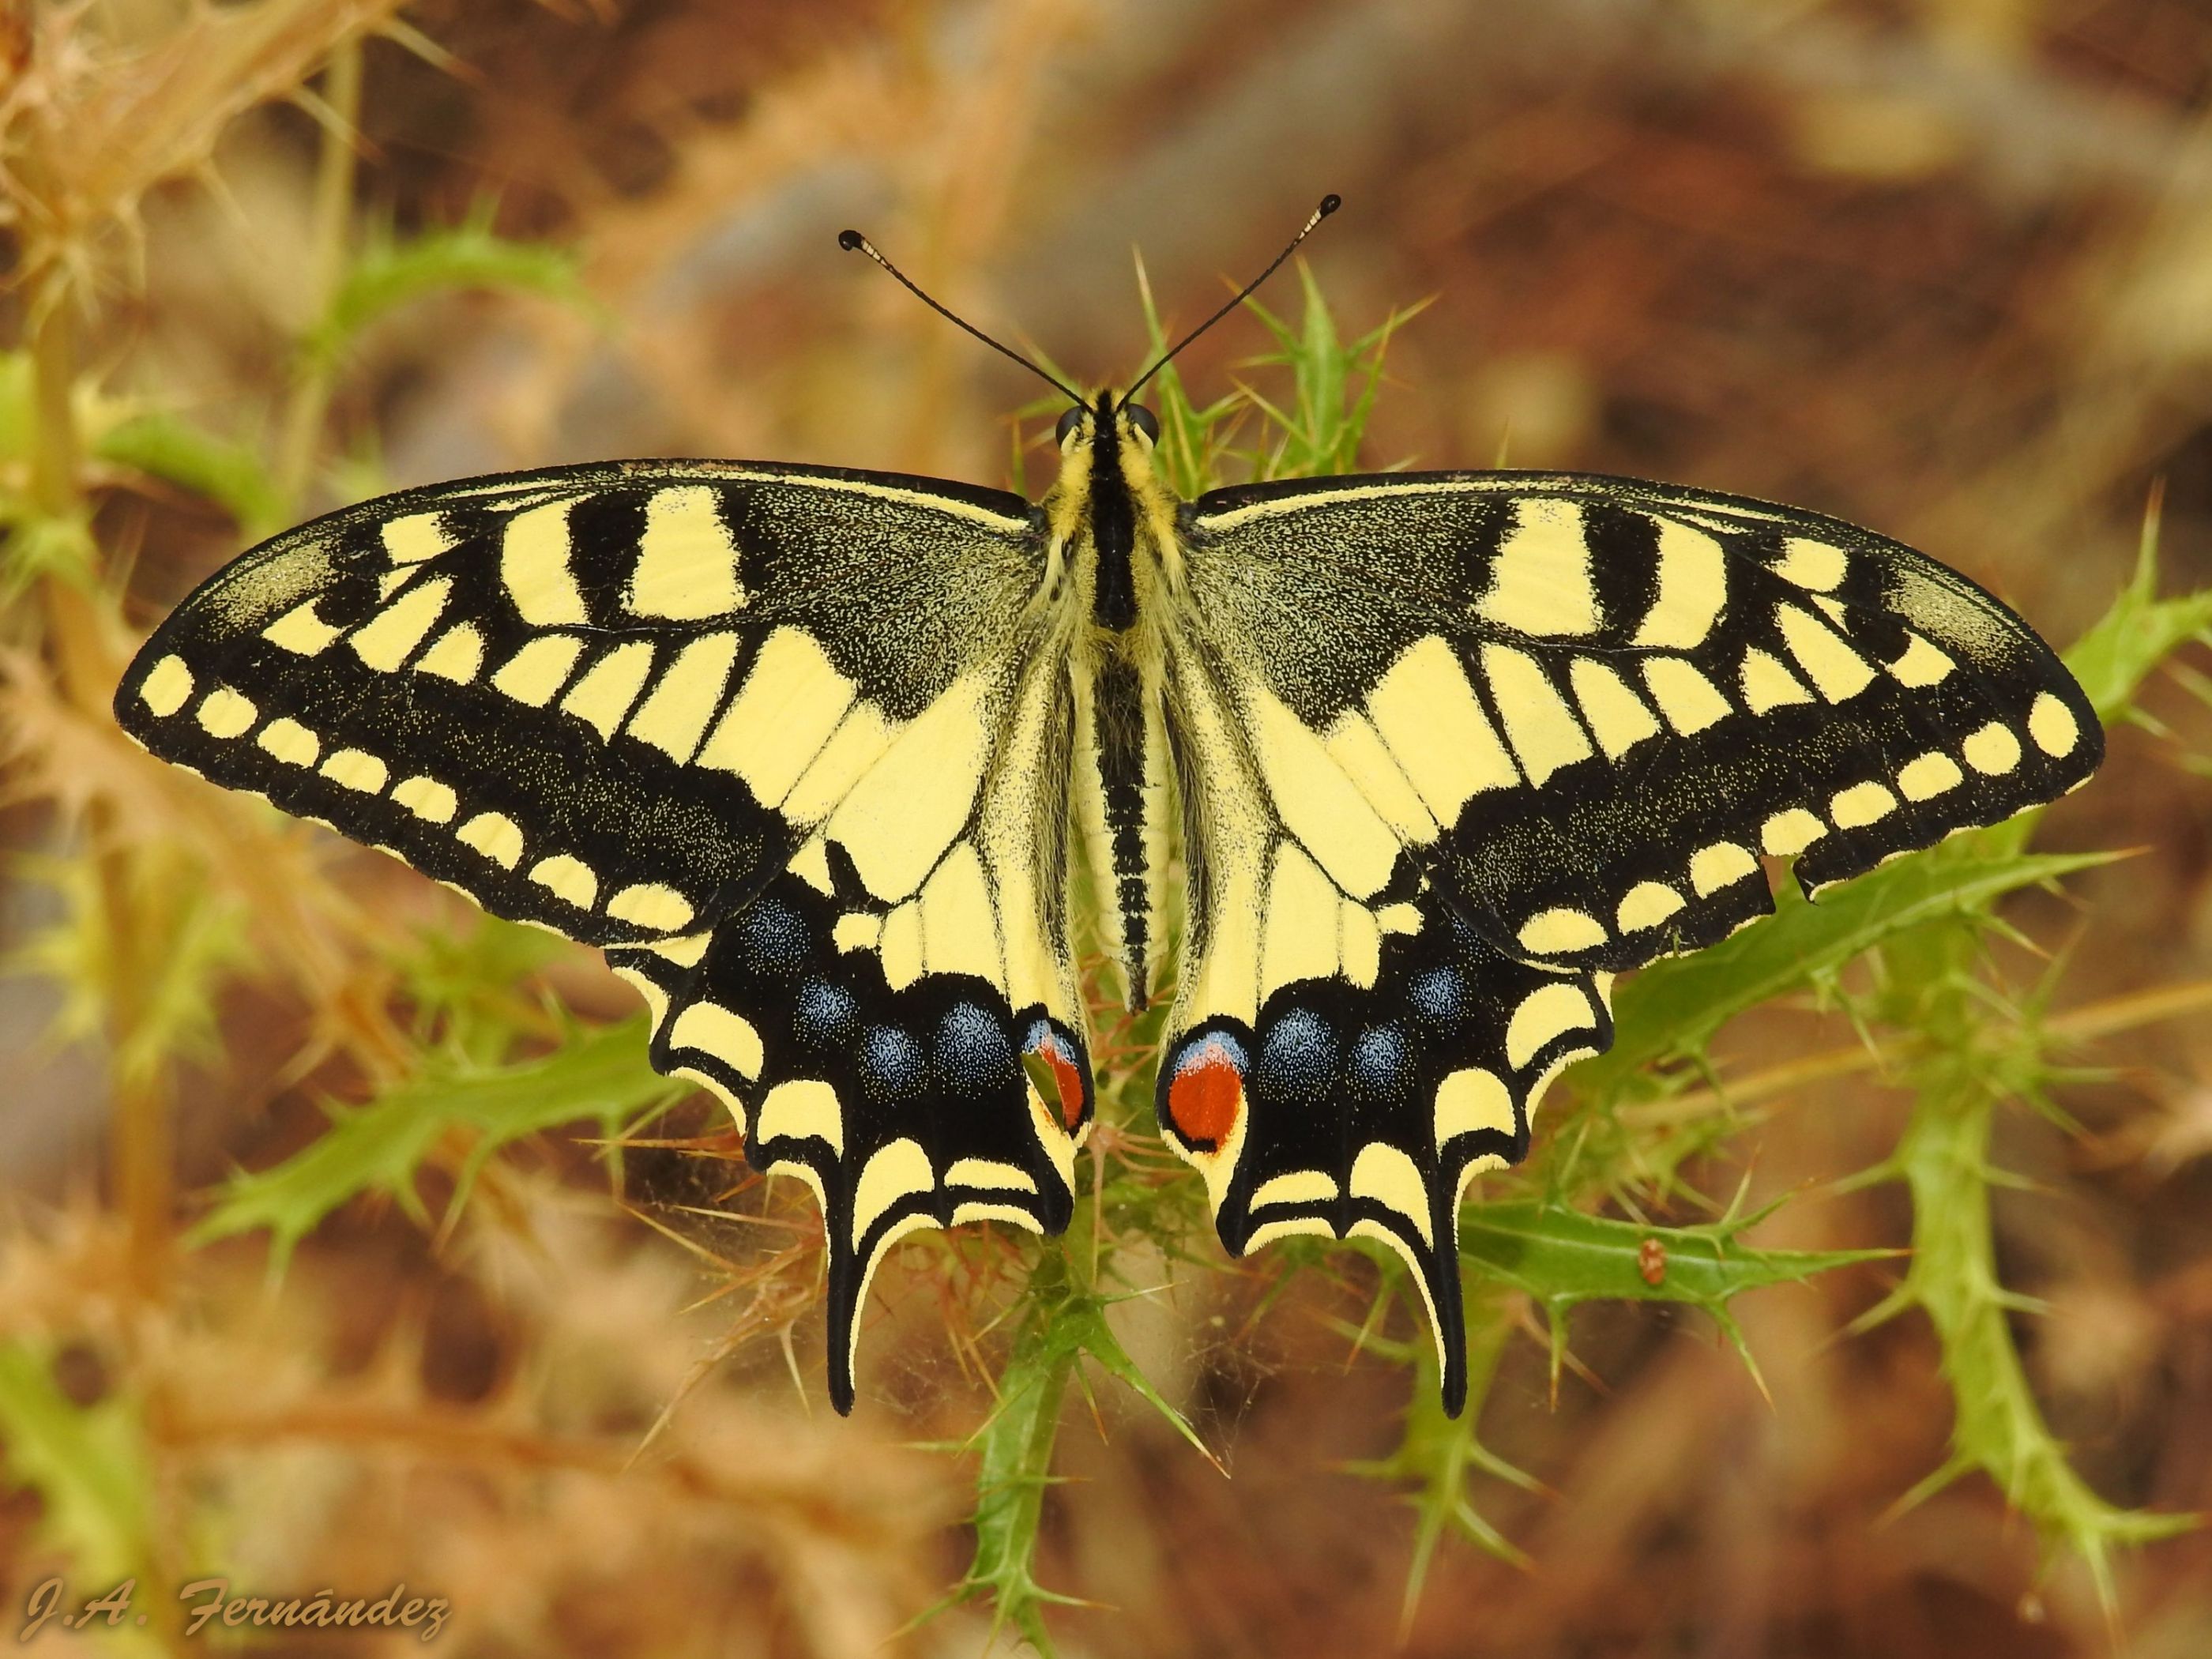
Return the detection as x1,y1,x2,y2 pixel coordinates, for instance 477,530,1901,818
955,1268,1085,1657
0,512,100,600
1888,969,2196,1605
1854,548,2209,1608
391,914,567,1062
948,1247,1219,1653
1341,1292,1534,1635
94,412,286,541
1062,1292,1217,1469
1457,1201,1892,1311
1343,1201,1883,1632
302,205,595,379
6,848,251,1092
189,1016,678,1266
1578,848,2112,1096
1240,270,1339,476
1240,268,1420,480
1132,253,1241,500
0,1343,155,1595
2061,498,2212,722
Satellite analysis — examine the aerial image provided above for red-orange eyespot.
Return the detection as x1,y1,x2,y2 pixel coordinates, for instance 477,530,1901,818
1022,1030,1089,1132
1046,1048,1086,1130
1167,1039,1244,1146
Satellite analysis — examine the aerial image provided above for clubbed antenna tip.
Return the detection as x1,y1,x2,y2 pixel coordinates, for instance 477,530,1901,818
837,226,1081,406
1121,191,1345,405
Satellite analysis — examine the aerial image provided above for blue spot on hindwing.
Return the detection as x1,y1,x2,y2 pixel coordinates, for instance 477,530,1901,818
793,980,858,1049
934,1003,1015,1091
1347,1025,1409,1100
1408,968,1465,1029
1256,1008,1337,1104
735,897,809,977
860,1025,926,1102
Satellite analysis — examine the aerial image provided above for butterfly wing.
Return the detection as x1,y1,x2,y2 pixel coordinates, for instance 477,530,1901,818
1161,470,2099,1409
1155,626,1611,1413
115,461,1094,1410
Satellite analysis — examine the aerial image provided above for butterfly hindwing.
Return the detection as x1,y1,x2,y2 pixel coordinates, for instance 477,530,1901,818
116,460,1096,1406
1149,626,1611,1409
607,850,1092,1413
1157,878,1610,1414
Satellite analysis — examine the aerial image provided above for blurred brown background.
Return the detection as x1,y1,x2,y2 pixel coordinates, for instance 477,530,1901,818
7,0,2212,1654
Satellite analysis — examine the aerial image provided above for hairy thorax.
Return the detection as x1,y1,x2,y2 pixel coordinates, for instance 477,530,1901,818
1046,393,1186,1012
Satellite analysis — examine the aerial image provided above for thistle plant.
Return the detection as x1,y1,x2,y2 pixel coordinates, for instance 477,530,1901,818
1,9,2206,1658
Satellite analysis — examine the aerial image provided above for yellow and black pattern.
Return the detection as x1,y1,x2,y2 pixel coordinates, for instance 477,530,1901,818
1183,473,2100,976
115,460,1095,1412
1156,878,1611,1413
1146,468,2098,1409
1149,600,1614,1410
606,841,1093,1413
116,400,2100,1416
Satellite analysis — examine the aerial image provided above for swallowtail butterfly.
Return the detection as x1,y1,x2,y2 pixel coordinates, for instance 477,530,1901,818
115,198,2101,1413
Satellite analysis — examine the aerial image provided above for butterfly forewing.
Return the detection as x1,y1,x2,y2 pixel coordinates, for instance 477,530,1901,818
1181,472,2100,969
115,460,1097,1410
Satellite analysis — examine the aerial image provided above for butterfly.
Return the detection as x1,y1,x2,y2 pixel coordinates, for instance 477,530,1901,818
113,197,2101,1414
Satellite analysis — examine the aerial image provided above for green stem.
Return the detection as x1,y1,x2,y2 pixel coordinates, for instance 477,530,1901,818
1395,1286,1530,1633
274,39,363,512
1893,937,2191,1614
964,1258,1082,1655
28,261,80,520
24,253,174,1298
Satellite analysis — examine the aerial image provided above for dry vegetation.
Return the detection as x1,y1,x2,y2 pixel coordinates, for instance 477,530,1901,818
5,2,2212,1655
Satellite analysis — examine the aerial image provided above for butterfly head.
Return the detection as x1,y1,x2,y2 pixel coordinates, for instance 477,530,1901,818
859,190,1347,630
1040,393,1176,631
1051,393,1168,516
1053,392,1161,453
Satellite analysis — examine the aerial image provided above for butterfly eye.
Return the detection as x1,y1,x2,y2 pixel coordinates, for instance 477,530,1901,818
1126,403,1161,443
1055,406,1084,446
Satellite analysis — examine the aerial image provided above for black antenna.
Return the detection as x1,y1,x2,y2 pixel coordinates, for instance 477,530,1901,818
838,228,1084,408
1120,193,1341,407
